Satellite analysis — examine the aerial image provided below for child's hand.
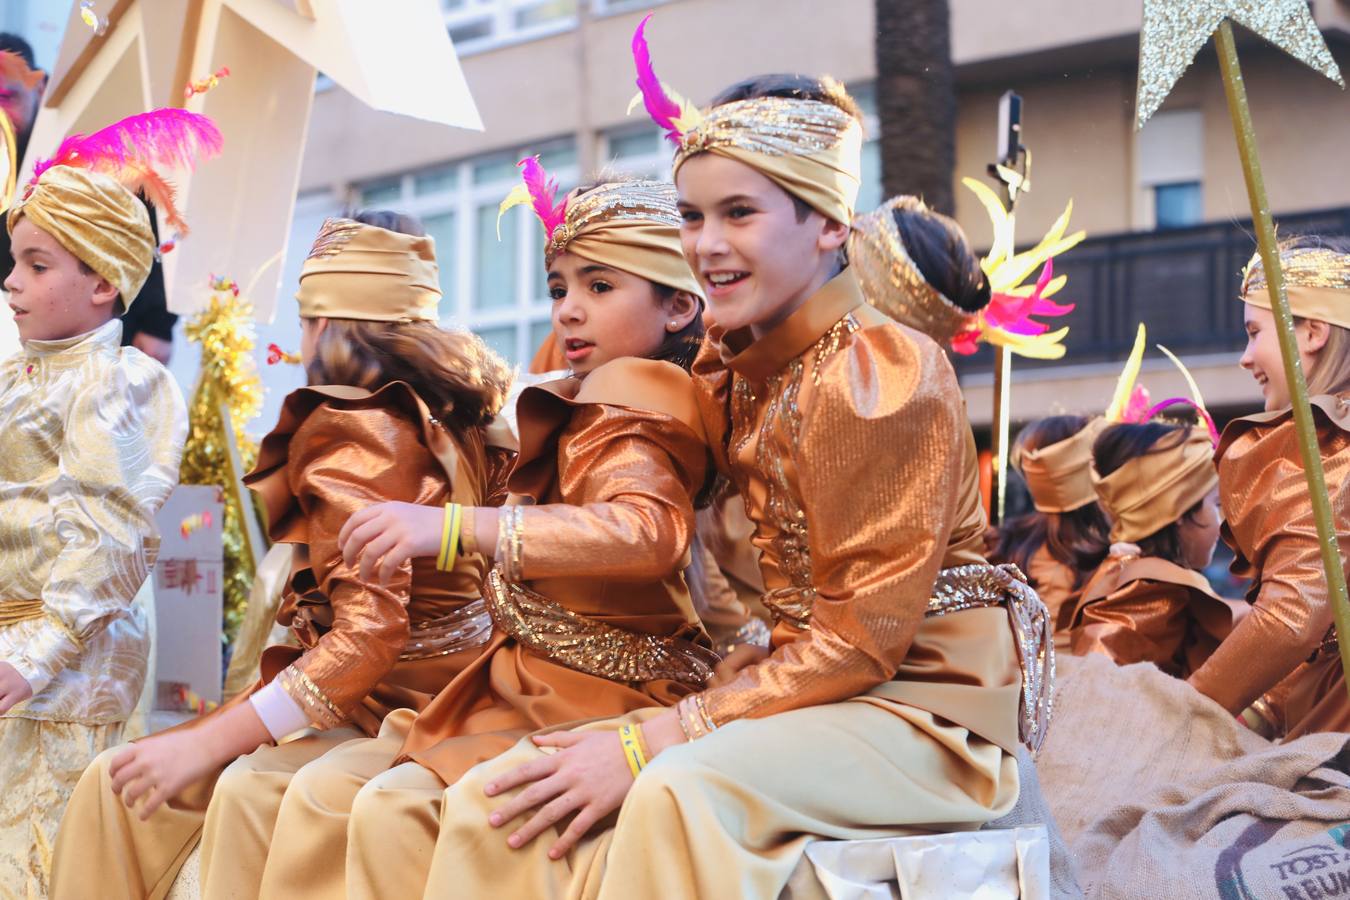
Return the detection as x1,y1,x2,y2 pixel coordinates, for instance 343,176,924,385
709,644,770,688
0,662,33,714
108,729,223,819
338,502,444,585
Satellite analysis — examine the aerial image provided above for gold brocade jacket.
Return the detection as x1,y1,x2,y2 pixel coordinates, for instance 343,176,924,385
243,382,515,736
690,269,1026,753
401,357,714,783
1189,395,1350,725
0,320,186,724
1068,554,1245,678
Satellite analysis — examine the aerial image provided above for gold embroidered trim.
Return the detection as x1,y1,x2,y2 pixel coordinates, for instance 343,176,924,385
277,664,346,730
729,314,862,631
925,563,1055,753
675,97,858,165
400,598,493,662
546,181,682,268
483,568,717,687
306,217,362,260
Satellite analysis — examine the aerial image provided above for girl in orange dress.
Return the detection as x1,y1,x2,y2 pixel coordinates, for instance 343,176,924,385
1189,236,1350,739
1066,420,1245,676
51,211,514,900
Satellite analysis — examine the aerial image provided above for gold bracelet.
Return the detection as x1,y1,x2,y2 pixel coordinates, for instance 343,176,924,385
618,723,646,778
694,693,718,733
677,696,706,741
675,700,695,742
436,503,462,572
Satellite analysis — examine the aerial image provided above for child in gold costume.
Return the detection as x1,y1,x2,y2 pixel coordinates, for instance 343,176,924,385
1190,236,1350,739
1001,416,1111,636
51,211,514,900
1065,420,1245,676
360,20,1051,899
242,173,717,898
0,147,190,898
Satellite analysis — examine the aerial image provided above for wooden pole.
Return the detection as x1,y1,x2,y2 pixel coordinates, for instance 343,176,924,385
1214,19,1350,696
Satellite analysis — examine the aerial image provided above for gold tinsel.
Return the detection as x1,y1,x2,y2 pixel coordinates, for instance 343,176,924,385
180,279,264,646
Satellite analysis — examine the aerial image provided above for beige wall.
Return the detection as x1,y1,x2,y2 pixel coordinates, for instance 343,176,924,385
297,0,875,194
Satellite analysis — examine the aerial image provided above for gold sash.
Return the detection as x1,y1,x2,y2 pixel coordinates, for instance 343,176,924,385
926,563,1054,753
483,569,718,687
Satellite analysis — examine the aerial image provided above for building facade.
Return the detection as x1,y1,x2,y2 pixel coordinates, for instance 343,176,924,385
209,0,1350,432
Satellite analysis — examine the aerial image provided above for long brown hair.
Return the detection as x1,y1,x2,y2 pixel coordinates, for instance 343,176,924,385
995,415,1110,587
303,209,513,429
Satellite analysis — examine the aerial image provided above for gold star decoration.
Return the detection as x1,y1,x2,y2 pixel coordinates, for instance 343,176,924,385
1136,0,1344,129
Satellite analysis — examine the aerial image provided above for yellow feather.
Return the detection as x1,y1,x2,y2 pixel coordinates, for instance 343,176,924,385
962,177,1013,270
496,185,532,241
1157,344,1208,410
1106,323,1148,421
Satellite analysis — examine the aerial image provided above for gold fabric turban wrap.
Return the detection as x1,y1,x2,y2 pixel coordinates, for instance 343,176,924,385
672,96,863,227
848,196,979,345
1241,244,1350,330
7,166,154,305
296,218,441,322
1012,418,1106,514
1092,427,1217,544
547,181,703,301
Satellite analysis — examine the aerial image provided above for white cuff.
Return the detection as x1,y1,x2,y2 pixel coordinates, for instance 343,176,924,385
249,680,312,742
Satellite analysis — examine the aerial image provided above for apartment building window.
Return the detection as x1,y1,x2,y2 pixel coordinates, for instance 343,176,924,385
443,0,577,54
601,123,671,180
1138,109,1203,230
355,138,579,365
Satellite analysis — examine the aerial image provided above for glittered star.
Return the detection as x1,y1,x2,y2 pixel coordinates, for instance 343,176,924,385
1136,0,1345,129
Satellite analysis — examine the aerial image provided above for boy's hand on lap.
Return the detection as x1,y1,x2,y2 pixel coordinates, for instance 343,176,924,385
484,729,636,860
338,501,443,584
0,662,33,714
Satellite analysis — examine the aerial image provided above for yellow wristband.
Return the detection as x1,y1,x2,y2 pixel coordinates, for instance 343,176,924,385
437,503,463,572
618,723,646,778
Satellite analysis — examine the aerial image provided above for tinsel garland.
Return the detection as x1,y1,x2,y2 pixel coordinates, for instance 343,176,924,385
180,277,264,645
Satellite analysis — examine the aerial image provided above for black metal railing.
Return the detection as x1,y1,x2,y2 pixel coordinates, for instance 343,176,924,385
952,206,1350,376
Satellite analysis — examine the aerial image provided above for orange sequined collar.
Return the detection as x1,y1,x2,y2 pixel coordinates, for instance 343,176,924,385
715,268,864,382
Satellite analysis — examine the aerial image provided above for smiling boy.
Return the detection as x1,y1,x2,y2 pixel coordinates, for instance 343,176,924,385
0,163,185,894
407,28,1050,896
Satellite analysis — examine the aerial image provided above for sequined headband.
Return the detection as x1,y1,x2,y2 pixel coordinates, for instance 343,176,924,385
629,15,862,224
848,196,979,346
1241,244,1350,331
498,162,703,300
545,180,682,268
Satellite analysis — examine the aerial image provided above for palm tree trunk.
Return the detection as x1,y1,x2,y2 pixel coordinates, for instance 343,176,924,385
874,0,957,214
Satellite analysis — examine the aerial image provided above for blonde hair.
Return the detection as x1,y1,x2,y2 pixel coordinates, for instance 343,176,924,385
305,318,512,430
1304,319,1350,397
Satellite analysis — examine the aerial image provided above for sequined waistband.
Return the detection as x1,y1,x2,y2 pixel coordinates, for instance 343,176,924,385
925,563,1055,753
0,599,44,629
484,568,718,687
400,598,493,662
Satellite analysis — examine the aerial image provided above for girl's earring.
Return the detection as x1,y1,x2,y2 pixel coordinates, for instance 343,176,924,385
668,320,679,331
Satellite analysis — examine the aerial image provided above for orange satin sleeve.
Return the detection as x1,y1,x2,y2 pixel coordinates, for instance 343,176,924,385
274,404,434,727
1188,403,1350,713
691,338,736,477
516,405,706,582
701,327,963,724
1070,576,1191,675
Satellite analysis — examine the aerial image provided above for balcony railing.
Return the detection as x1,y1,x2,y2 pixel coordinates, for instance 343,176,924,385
951,206,1350,376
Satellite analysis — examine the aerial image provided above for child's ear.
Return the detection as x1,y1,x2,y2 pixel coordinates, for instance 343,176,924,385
666,290,700,332
90,276,120,310
817,216,850,253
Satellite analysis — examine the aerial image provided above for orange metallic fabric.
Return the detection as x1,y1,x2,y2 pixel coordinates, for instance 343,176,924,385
690,270,1025,752
1189,395,1350,733
244,382,511,736
1067,554,1245,677
402,357,714,784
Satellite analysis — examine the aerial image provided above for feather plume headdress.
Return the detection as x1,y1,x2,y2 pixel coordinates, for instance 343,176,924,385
27,107,223,250
626,15,863,224
1104,322,1219,444
956,177,1086,359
